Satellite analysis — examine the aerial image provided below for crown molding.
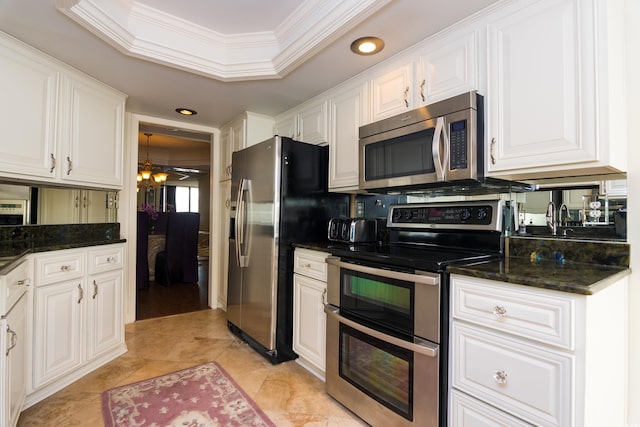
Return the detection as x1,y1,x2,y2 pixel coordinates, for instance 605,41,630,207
56,0,390,82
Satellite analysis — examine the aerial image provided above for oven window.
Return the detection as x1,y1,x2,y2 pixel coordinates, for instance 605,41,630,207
339,323,413,420
341,268,414,336
364,128,436,181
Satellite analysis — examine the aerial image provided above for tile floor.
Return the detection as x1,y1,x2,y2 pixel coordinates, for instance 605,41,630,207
17,309,367,426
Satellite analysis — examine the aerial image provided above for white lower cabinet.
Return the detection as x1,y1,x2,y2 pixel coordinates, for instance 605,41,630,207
33,278,83,387
1,274,29,427
27,244,126,407
293,248,330,380
449,274,628,427
450,389,533,427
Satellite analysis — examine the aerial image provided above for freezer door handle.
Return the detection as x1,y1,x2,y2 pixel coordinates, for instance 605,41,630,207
235,178,250,267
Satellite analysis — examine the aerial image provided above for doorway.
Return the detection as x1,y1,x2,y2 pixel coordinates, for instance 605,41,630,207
123,114,220,324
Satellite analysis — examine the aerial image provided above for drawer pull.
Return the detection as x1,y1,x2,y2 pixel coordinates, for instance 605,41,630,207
492,305,507,318
493,370,508,385
17,279,26,286
303,263,312,269
60,264,71,272
106,256,116,263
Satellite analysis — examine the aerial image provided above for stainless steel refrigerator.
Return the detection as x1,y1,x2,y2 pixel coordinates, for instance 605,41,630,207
226,136,348,364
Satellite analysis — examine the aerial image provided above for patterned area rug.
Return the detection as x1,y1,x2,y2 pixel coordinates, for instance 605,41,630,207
102,361,275,427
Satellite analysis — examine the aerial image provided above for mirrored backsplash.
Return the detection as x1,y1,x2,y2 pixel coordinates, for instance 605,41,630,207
0,182,118,226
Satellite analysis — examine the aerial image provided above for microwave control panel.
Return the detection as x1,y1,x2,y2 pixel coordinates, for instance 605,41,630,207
449,120,468,170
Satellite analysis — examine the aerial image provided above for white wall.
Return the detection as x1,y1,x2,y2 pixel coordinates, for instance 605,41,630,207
626,1,640,425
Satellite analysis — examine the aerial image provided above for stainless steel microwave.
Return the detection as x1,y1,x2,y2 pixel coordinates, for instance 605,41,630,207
359,91,484,192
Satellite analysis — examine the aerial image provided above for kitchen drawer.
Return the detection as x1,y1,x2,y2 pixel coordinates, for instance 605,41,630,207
451,322,572,427
294,248,330,282
449,389,533,427
87,244,124,274
34,249,85,286
451,275,574,350
0,258,31,314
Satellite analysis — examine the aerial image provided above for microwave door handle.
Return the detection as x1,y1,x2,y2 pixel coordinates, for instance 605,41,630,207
440,117,450,177
432,117,446,181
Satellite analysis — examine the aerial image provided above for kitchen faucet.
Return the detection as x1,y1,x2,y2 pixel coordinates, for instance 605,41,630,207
546,201,557,235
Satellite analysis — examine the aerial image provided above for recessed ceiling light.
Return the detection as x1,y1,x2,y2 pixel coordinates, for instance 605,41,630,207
175,108,197,116
350,37,384,56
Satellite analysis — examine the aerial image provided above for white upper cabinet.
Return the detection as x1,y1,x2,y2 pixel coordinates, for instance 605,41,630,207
328,81,368,192
219,126,232,181
275,99,328,145
219,111,275,181
0,33,126,189
297,100,328,145
58,73,125,188
370,62,415,122
0,35,59,180
369,28,479,123
485,0,627,179
416,30,479,106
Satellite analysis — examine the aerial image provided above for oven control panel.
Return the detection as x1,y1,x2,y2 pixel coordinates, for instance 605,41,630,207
388,200,504,231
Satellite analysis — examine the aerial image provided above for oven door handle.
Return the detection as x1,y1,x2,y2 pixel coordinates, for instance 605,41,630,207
326,257,439,286
324,305,439,358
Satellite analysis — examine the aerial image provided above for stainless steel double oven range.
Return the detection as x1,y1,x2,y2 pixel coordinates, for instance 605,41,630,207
324,200,505,427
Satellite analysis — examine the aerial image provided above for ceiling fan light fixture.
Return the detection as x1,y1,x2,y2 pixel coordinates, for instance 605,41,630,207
175,107,197,116
350,36,384,55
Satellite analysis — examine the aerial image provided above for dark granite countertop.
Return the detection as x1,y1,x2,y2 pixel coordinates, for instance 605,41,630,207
0,223,125,275
447,258,630,295
294,237,631,296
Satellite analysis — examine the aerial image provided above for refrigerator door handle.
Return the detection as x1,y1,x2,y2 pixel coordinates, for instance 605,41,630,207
234,178,244,266
236,178,250,267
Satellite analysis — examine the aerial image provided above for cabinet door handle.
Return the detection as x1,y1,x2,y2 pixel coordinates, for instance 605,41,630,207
420,79,426,102
493,370,508,384
49,153,56,173
6,325,17,356
492,305,507,318
225,199,230,208
92,280,98,299
75,196,79,208
77,283,84,304
490,138,496,165
403,86,410,107
67,156,73,175
321,288,327,306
